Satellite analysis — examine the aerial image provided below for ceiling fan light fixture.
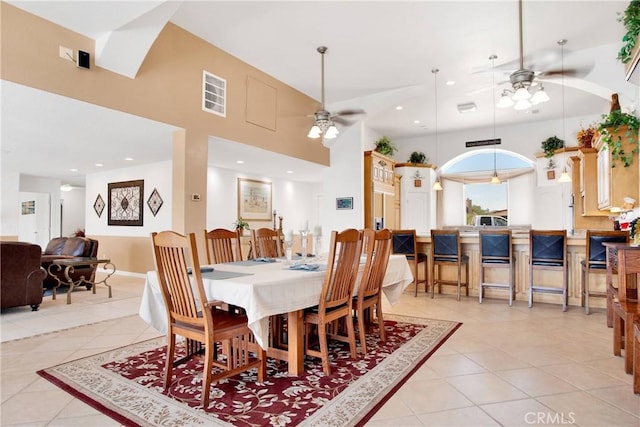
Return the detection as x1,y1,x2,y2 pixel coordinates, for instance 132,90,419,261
512,86,532,101
324,124,339,139
497,91,515,108
513,99,532,111
530,86,550,104
307,125,322,138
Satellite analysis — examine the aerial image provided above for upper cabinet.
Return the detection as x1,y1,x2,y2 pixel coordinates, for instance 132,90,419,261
364,151,396,229
594,128,639,211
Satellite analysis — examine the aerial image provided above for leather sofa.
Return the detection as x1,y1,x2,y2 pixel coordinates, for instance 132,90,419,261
41,237,99,289
1,242,47,310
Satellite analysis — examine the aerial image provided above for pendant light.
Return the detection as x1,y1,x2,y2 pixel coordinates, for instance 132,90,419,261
490,54,501,185
557,39,572,183
432,68,443,191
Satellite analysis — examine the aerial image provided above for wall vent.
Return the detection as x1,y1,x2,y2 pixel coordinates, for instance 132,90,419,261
202,71,226,117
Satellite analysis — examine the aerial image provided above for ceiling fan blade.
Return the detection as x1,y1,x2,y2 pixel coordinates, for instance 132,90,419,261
333,108,366,117
332,116,353,126
538,66,592,79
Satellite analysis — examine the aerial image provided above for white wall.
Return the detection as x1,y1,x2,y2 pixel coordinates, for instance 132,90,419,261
85,161,173,237
61,188,85,236
0,170,20,236
206,166,321,238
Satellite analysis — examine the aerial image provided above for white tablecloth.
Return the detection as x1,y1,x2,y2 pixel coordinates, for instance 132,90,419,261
139,254,413,349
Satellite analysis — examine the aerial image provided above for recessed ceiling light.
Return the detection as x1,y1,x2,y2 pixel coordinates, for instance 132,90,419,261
395,106,403,110
446,80,456,86
286,170,293,174
95,163,103,167
236,160,244,164
457,102,477,113
124,157,133,161
414,120,421,124
70,168,78,172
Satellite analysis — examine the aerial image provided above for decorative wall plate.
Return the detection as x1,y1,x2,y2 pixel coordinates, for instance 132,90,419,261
147,188,163,217
94,194,105,217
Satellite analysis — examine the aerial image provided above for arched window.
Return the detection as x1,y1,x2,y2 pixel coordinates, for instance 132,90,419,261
440,149,534,225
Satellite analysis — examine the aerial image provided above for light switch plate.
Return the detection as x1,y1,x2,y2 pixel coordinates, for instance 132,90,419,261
59,46,73,61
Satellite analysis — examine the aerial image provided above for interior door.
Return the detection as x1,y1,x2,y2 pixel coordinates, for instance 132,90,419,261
404,191,429,234
18,192,51,247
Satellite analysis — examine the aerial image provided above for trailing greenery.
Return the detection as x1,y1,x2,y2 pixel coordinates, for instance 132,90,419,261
597,109,640,167
541,136,565,158
617,0,640,64
408,151,427,164
373,136,397,156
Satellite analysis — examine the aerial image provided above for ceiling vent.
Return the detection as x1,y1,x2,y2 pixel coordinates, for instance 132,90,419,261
457,102,477,114
202,70,226,117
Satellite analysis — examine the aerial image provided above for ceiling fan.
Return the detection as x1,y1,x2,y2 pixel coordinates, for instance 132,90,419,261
494,0,592,110
307,46,365,139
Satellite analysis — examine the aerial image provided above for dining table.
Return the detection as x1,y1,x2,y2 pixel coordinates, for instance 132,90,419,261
139,254,413,375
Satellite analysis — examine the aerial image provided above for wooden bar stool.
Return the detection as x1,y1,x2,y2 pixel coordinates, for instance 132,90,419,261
529,230,568,311
431,230,469,301
581,230,628,315
479,229,515,306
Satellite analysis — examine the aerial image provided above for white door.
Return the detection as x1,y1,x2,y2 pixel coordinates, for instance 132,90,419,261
404,191,429,234
18,192,51,248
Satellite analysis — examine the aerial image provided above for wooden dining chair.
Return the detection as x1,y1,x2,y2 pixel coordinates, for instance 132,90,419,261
581,230,628,315
151,230,265,408
633,320,640,394
304,228,363,375
204,228,243,264
250,228,284,258
430,229,469,301
529,229,568,311
391,229,428,296
353,228,392,354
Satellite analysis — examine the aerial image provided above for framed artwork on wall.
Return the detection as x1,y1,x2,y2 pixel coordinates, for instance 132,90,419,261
108,180,144,226
336,197,354,210
147,188,163,217
93,194,105,217
237,178,272,221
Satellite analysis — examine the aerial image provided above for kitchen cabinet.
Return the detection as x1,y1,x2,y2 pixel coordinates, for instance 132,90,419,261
578,148,608,216
594,129,639,211
364,151,396,229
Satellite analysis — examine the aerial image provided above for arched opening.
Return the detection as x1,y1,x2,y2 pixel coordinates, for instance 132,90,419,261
440,149,535,225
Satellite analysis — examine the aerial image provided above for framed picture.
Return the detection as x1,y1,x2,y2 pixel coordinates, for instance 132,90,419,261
237,178,272,221
21,200,35,215
108,180,144,226
336,197,354,210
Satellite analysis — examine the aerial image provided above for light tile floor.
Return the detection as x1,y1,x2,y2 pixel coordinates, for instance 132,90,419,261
1,275,638,426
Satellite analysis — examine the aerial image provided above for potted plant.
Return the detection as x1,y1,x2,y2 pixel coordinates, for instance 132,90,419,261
596,109,640,167
616,0,640,64
234,217,249,232
577,125,597,148
373,136,397,157
541,136,565,158
408,151,428,164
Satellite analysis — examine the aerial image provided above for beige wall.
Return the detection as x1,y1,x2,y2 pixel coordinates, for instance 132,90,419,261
1,3,330,273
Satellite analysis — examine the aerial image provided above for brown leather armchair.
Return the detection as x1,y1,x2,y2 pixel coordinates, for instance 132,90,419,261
41,237,99,290
1,242,47,310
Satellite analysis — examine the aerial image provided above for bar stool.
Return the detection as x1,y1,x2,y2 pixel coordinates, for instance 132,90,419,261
391,229,428,296
431,229,469,301
479,229,515,306
581,230,628,315
529,230,568,311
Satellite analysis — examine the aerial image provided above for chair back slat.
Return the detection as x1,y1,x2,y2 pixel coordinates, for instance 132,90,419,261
360,229,392,299
204,228,243,264
152,231,207,326
321,229,363,311
251,228,284,258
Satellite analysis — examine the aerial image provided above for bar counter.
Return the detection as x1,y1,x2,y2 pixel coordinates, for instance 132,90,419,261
415,230,612,308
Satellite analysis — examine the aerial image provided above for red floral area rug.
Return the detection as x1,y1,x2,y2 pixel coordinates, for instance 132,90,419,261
38,315,460,426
